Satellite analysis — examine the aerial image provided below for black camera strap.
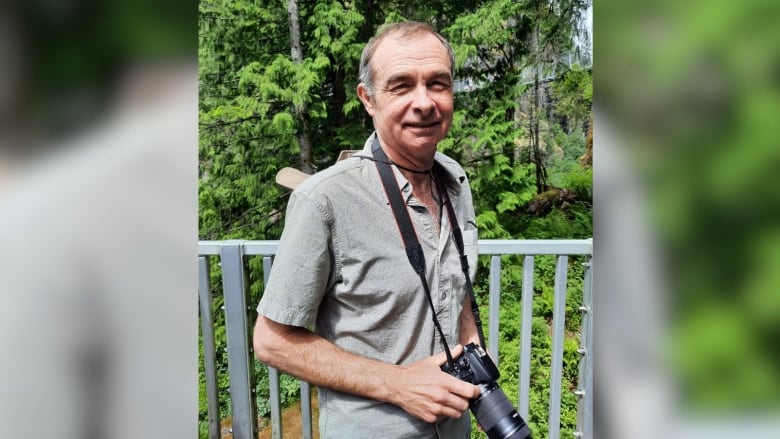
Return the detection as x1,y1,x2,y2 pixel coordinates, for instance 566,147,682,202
433,172,487,350
368,137,487,367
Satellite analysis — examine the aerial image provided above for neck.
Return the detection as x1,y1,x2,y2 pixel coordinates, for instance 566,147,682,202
375,133,436,174
400,168,433,190
392,160,431,175
402,168,441,236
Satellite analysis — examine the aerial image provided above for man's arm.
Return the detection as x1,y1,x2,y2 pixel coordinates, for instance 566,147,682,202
253,314,480,423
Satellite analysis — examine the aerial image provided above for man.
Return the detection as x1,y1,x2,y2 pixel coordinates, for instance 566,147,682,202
254,21,481,438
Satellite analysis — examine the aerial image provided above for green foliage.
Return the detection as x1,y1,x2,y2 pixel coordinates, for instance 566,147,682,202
551,67,593,132
255,366,303,417
562,167,593,202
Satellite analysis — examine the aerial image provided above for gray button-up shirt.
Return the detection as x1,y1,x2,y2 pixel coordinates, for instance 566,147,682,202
258,134,478,438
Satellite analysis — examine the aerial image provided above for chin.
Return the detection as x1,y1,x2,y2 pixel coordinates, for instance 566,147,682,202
405,135,442,151
404,129,445,145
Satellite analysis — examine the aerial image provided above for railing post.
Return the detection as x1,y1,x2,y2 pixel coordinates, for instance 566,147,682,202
263,255,283,439
488,255,502,360
519,255,535,420
300,381,313,439
548,255,569,439
268,367,282,438
576,256,594,439
220,241,258,439
198,256,220,439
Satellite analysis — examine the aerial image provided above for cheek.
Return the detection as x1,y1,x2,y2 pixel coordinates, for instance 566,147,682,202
437,95,454,114
387,103,408,121
440,100,454,122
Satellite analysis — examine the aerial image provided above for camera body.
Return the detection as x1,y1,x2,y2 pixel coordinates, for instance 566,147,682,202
442,343,532,439
443,342,501,384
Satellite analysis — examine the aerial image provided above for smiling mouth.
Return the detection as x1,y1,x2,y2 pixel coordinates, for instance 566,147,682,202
406,121,439,129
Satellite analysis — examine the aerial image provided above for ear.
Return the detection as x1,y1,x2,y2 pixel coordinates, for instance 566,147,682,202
357,83,375,116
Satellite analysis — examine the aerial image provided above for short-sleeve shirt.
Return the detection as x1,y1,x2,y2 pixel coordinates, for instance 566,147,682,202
257,133,479,438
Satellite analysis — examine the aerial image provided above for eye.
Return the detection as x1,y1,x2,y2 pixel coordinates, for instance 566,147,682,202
390,83,410,92
429,81,451,91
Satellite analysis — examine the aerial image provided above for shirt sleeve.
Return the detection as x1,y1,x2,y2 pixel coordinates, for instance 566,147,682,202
257,189,334,328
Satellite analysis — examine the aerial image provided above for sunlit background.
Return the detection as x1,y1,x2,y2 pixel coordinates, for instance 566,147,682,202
1,0,779,438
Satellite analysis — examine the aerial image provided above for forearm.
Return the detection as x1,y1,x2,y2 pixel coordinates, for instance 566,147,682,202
253,315,398,404
254,314,480,423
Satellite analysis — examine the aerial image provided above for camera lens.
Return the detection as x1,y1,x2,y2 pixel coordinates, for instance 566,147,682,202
471,383,532,439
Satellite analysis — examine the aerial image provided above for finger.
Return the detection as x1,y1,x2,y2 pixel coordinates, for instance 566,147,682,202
450,381,481,399
450,344,464,358
431,395,470,420
435,344,463,366
440,404,468,420
443,392,472,413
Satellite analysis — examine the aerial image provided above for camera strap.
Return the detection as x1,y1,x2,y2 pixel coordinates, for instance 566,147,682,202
433,173,487,350
368,137,487,367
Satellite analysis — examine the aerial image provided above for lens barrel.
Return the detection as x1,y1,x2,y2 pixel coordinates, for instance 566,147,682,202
471,383,532,439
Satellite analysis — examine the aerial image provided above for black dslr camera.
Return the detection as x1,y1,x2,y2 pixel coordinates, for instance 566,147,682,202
442,343,532,439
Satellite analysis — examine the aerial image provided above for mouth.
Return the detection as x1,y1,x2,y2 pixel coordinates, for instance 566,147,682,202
405,121,440,130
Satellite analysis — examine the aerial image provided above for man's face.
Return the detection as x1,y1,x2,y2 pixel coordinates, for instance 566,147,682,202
358,32,454,164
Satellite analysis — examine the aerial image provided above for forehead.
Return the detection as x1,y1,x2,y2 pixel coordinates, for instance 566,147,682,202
371,32,451,81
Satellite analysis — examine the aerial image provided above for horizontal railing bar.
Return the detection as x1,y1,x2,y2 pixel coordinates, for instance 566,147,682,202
477,239,592,255
198,240,279,255
199,239,593,256
198,241,221,255
242,241,282,256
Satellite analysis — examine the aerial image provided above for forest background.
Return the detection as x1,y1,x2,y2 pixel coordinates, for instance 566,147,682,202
198,0,592,437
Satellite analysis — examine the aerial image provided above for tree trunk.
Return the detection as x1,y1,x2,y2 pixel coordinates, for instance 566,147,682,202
359,0,375,131
530,25,549,194
329,66,346,128
359,0,374,41
287,0,314,174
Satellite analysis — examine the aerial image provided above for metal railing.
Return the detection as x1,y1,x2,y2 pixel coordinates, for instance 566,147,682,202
199,239,593,439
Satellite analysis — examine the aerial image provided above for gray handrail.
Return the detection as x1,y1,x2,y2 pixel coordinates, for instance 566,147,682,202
198,239,593,439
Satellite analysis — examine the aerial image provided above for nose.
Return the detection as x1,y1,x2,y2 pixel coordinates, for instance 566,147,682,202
411,85,435,114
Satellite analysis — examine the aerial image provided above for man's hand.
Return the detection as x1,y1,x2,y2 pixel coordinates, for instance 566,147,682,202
387,345,481,423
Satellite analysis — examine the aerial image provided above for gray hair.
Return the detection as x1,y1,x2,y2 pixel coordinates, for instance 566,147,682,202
358,21,455,98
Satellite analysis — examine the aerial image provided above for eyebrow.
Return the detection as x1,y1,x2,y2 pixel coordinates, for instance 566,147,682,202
428,71,452,83
384,73,413,87
384,70,452,87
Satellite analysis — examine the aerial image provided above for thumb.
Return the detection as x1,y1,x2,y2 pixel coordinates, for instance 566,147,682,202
435,344,463,367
